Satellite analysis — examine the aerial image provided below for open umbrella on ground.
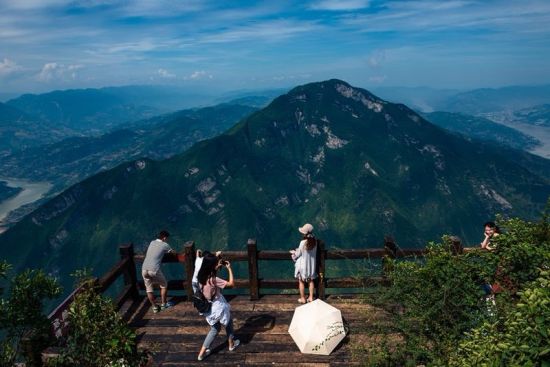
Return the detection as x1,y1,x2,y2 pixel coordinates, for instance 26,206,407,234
288,299,347,355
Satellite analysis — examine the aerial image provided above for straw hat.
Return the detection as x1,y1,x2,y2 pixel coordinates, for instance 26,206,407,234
298,223,314,234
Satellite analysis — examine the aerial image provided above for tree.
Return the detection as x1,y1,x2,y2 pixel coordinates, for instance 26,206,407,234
0,262,62,366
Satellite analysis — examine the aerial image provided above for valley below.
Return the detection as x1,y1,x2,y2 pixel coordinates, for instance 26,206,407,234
479,111,550,158
497,120,550,158
0,178,52,233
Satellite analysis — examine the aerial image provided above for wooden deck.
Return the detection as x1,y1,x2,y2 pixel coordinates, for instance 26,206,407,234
123,294,389,366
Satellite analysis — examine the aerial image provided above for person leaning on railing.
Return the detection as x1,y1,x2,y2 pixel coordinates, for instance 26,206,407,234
290,223,318,304
141,230,175,313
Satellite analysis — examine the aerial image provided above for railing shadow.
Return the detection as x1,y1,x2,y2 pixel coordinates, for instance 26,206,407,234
236,314,276,345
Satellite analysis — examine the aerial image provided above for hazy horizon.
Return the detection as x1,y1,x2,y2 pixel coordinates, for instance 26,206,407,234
3,81,550,103
1,0,550,95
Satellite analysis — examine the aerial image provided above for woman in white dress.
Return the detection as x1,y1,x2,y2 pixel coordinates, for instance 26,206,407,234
290,223,317,304
196,253,240,361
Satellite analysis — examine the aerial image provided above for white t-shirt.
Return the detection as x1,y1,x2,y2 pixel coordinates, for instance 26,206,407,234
192,256,204,283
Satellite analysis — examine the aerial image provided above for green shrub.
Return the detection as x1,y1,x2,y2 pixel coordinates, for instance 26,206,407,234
46,278,148,367
0,264,62,366
449,269,550,367
357,213,550,366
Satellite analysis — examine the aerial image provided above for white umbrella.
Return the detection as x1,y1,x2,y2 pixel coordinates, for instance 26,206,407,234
288,299,347,355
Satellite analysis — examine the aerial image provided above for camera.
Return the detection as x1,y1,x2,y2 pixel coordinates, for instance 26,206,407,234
220,259,229,266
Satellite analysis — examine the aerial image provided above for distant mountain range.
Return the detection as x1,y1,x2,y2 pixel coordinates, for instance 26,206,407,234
5,85,216,134
0,103,256,227
0,85,283,156
1,79,548,297
373,85,550,114
422,111,540,151
513,104,550,127
372,86,459,113
214,87,288,107
440,85,550,115
0,101,73,156
0,103,256,187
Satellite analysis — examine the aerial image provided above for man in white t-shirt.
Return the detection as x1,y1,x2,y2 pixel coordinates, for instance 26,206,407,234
142,230,175,313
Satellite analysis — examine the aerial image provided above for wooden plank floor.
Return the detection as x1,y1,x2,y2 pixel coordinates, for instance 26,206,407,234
123,294,389,366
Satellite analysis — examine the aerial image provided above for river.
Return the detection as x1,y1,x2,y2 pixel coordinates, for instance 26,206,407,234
482,113,550,159
0,178,52,233
508,123,550,159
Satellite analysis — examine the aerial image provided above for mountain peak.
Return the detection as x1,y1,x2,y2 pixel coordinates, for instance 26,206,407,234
286,79,382,104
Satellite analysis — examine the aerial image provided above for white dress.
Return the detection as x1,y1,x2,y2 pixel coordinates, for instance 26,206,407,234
292,239,317,281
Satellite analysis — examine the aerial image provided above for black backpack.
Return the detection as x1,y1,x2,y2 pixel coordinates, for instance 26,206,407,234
192,285,212,314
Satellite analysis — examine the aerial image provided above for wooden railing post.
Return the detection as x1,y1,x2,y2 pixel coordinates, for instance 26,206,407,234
317,240,326,300
247,239,259,300
449,236,463,255
119,243,139,301
383,236,397,277
184,241,196,300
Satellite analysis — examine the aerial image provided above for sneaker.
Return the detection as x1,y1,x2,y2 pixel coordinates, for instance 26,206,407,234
152,305,161,313
197,349,211,361
229,339,240,351
161,301,174,310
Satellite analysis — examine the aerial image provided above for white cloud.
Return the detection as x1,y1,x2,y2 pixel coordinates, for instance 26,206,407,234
157,68,175,78
107,40,159,53
0,58,23,77
309,0,370,11
344,0,550,36
115,0,207,18
185,70,212,80
200,19,320,44
37,62,83,82
368,50,386,68
0,0,70,10
38,62,58,82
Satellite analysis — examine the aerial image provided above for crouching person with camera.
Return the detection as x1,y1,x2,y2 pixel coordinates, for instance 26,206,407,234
197,253,240,361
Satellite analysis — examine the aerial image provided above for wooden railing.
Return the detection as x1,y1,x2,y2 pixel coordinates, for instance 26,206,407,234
48,244,139,339
49,236,472,338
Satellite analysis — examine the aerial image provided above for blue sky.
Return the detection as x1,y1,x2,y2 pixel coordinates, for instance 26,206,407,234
1,0,549,94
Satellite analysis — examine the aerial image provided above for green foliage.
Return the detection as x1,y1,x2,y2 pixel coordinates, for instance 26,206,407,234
47,279,147,367
491,215,550,290
0,266,62,366
448,269,550,367
0,262,9,276
358,214,550,366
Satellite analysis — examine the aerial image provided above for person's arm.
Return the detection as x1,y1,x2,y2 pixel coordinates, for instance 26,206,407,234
164,242,175,253
289,249,297,261
480,234,494,250
224,261,235,288
293,241,305,260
